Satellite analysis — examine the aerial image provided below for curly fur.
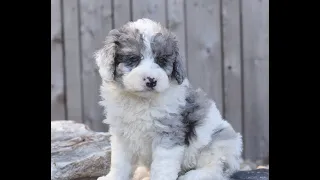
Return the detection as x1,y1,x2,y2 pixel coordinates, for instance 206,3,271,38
96,18,243,180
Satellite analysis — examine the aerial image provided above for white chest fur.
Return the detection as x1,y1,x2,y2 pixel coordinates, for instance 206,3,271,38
100,82,187,165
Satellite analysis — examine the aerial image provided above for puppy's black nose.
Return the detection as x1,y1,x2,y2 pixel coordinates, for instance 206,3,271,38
145,77,157,88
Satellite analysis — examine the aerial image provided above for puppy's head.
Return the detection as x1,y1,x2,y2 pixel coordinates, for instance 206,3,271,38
95,18,186,97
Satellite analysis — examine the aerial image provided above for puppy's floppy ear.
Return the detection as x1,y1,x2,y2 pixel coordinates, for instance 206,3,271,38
172,49,186,85
171,34,186,84
94,29,120,82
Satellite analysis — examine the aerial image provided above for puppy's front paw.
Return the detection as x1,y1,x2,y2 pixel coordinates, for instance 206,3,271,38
132,166,149,180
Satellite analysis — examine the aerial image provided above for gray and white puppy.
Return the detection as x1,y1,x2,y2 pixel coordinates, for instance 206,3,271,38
95,18,242,180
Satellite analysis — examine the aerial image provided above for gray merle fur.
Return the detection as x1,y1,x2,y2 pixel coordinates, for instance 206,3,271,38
105,26,145,83
150,32,186,84
154,87,212,148
181,87,212,145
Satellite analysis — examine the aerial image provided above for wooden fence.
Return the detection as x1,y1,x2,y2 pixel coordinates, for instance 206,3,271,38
51,0,269,161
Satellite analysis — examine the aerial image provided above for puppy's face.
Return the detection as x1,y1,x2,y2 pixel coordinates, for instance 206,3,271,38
95,19,185,97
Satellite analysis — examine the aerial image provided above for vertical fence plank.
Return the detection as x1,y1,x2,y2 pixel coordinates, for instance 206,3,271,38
221,0,242,136
242,0,269,160
167,0,187,70
51,0,66,120
114,0,131,28
132,0,166,26
63,0,83,123
79,0,113,132
186,0,223,113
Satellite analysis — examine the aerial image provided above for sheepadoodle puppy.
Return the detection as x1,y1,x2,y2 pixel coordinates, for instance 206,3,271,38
96,18,242,180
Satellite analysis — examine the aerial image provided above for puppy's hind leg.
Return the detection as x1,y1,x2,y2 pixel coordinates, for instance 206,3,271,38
179,134,242,180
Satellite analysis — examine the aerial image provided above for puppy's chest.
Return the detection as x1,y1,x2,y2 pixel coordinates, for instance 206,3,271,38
119,112,156,141
111,104,168,155
106,92,185,158
114,115,157,165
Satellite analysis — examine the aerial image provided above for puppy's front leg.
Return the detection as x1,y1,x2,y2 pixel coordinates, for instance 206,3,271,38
150,137,184,180
98,135,132,180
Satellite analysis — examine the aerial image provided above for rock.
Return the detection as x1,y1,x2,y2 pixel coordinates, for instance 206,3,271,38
51,121,111,180
230,169,269,180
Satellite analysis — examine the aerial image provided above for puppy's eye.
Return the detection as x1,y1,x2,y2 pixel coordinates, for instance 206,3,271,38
156,56,168,67
124,55,141,67
129,56,140,62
